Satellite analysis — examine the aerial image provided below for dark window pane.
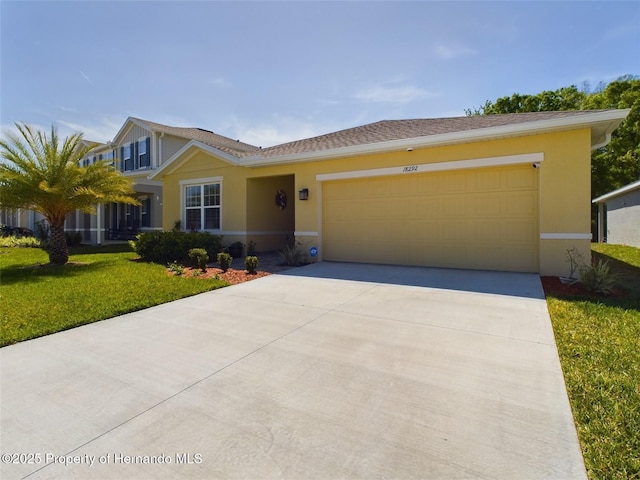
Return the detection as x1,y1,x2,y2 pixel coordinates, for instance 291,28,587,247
204,208,220,229
186,210,201,231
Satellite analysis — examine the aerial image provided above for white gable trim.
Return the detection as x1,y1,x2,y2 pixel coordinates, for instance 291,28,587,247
592,179,640,204
315,153,544,182
149,140,241,180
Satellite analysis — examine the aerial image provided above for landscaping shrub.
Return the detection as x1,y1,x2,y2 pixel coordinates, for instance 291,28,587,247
167,261,185,276
579,259,619,295
130,231,223,264
0,235,41,248
65,231,83,246
280,243,307,266
217,252,232,272
245,255,259,274
188,248,209,271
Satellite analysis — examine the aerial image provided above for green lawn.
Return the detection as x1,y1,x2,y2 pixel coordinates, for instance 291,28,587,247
547,244,640,480
2,242,639,478
0,244,228,347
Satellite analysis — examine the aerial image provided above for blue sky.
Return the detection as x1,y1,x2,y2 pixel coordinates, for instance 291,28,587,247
1,1,638,147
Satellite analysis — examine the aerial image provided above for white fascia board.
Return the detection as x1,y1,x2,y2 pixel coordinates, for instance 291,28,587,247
592,179,640,204
239,109,631,167
149,141,241,180
316,153,543,182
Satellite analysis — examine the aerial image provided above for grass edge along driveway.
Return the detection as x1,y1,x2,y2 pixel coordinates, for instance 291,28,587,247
546,243,639,480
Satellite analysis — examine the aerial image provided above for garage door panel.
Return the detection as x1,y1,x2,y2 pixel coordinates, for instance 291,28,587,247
323,165,538,272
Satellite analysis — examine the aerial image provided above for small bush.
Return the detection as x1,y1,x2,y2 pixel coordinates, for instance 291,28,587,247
580,259,619,295
188,248,209,271
0,236,41,248
65,231,83,246
130,231,223,264
245,256,259,274
217,252,232,272
280,243,306,266
34,220,50,240
167,261,185,276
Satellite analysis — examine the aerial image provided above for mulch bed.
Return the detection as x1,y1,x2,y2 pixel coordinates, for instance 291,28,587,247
168,266,271,285
541,276,627,298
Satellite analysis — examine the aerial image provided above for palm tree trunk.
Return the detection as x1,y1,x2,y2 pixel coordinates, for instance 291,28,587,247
48,223,69,265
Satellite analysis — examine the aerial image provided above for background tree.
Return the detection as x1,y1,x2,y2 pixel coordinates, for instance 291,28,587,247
0,123,139,265
466,75,640,234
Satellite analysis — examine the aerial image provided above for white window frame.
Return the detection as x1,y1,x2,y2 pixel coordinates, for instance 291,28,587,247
180,177,223,232
137,137,148,169
123,143,133,171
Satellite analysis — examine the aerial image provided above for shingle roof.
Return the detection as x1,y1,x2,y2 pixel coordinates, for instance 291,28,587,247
257,110,612,158
130,117,262,157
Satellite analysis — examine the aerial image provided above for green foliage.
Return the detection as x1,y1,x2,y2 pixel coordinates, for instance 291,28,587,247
130,230,222,264
584,75,640,198
0,246,228,346
65,231,83,246
0,235,41,248
579,259,620,296
188,248,209,271
34,220,49,240
280,243,307,266
247,240,257,255
466,85,587,115
0,123,140,265
217,252,232,272
244,255,259,274
167,261,185,276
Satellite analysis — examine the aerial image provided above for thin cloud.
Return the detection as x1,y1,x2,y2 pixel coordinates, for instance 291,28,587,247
354,84,435,105
209,77,232,88
433,43,476,60
79,70,93,86
56,118,122,143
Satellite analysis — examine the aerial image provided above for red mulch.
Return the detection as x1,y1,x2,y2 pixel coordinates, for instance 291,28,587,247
168,267,271,285
541,276,627,298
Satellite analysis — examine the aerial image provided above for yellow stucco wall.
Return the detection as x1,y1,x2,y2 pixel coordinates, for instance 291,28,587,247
161,128,592,276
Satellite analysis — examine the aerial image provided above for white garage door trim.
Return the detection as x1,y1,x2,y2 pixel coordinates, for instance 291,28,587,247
316,152,544,182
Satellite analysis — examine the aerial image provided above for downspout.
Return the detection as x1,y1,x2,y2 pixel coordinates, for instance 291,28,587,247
598,203,605,243
591,133,612,152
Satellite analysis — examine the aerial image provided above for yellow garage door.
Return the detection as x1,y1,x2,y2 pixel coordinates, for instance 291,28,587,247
322,164,539,272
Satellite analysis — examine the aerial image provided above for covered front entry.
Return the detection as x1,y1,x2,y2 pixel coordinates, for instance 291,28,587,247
322,164,539,272
246,174,295,252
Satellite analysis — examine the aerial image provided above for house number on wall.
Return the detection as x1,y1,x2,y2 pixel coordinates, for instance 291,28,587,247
402,165,419,173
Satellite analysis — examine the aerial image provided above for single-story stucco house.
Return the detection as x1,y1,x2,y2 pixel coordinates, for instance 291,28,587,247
147,109,629,277
593,179,640,247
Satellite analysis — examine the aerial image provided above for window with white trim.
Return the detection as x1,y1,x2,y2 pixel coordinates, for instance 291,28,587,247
138,137,150,168
185,182,221,231
122,143,133,171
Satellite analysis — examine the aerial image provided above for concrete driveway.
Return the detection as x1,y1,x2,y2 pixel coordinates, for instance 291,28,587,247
1,262,586,479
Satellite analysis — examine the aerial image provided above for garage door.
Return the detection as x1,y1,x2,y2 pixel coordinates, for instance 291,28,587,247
322,164,539,272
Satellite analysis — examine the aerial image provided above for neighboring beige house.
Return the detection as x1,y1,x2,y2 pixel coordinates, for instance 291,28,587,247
65,118,260,244
593,179,640,247
150,109,629,277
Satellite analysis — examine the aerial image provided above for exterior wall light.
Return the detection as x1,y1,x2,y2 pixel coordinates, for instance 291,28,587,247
298,188,309,201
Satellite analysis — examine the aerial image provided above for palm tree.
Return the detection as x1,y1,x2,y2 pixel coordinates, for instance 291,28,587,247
0,122,139,265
